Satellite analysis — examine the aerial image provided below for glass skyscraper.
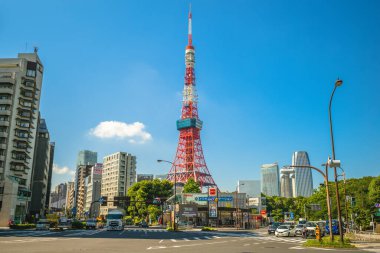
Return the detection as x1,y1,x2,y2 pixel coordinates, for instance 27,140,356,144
292,151,313,197
261,163,280,196
77,150,97,166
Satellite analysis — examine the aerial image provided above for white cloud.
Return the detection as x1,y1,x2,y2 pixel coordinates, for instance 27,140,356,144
89,121,152,144
53,164,75,176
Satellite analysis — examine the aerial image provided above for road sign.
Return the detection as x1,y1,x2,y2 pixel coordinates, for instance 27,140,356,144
374,203,380,208
209,188,217,196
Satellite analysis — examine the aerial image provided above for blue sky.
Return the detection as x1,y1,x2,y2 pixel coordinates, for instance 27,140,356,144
1,0,379,191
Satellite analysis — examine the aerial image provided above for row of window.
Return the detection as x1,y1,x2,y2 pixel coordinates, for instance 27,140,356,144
0,94,11,100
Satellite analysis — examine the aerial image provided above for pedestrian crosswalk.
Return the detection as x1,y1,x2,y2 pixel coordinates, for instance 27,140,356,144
123,228,168,233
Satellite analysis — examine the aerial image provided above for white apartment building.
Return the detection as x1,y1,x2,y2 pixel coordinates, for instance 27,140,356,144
85,163,102,217
0,52,44,226
100,152,136,215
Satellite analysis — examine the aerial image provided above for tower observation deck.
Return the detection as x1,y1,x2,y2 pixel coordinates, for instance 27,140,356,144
166,9,217,188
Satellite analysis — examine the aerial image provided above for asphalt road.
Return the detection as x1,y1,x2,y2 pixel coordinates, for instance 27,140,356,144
0,228,369,253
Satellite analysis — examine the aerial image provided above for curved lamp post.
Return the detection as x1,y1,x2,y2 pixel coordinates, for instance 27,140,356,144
157,159,177,231
329,79,344,243
287,162,334,242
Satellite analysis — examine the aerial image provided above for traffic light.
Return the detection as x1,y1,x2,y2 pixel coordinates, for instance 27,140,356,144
100,196,108,206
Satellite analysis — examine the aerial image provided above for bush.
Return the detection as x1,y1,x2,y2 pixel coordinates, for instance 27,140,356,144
201,226,217,231
71,221,84,229
303,236,354,248
10,224,36,229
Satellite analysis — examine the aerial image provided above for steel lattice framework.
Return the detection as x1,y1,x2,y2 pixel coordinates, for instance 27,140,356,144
166,10,217,188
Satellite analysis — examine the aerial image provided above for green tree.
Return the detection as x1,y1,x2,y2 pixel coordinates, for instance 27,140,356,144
368,176,380,205
127,179,173,222
182,178,201,193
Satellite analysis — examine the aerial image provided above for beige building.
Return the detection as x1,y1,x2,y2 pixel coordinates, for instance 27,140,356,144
0,52,44,226
65,181,75,212
75,165,92,218
100,152,136,215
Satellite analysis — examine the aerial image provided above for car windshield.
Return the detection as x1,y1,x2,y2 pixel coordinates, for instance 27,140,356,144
278,225,289,229
306,222,317,227
296,225,304,228
106,214,122,219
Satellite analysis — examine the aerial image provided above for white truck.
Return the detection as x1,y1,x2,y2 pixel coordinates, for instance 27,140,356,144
106,209,124,231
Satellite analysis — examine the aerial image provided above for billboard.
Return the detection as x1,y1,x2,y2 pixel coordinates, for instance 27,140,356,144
179,204,198,217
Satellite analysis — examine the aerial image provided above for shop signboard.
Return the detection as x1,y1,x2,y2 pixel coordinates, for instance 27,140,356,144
209,203,218,218
179,204,197,217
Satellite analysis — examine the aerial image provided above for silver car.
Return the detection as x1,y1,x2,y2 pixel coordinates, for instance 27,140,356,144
275,225,296,237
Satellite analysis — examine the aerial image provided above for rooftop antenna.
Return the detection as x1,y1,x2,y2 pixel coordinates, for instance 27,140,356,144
34,46,39,53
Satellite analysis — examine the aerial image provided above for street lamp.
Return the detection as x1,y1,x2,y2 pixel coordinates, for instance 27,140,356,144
329,78,344,243
157,159,177,231
287,162,334,242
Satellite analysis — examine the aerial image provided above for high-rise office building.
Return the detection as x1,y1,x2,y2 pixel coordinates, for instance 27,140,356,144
85,163,102,217
30,118,53,217
280,168,295,198
100,152,136,215
73,150,97,214
261,163,280,196
237,180,261,198
77,150,97,166
292,151,313,197
45,142,55,209
0,52,45,226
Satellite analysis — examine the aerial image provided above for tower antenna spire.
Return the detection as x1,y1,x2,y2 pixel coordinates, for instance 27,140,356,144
188,4,192,46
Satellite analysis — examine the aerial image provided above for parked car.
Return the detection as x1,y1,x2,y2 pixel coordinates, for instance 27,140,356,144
86,219,97,230
295,224,305,236
303,222,317,238
275,225,296,237
36,219,50,230
268,222,282,234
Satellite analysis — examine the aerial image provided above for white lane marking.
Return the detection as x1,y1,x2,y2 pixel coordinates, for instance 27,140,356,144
212,236,221,239
170,239,177,242
158,240,164,244
243,243,250,246
193,237,200,240
147,239,230,250
183,238,190,241
119,230,125,235
204,236,211,239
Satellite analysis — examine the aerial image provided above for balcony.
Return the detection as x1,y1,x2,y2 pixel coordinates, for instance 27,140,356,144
0,110,11,116
0,87,14,95
0,144,6,149
0,72,16,84
0,121,9,127
0,132,8,138
0,99,12,105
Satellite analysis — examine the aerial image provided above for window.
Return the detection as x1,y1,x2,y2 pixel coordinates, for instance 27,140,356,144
15,130,28,138
18,111,31,117
0,116,8,121
0,138,6,144
16,120,30,128
14,141,27,149
0,127,7,132
26,61,37,77
0,105,9,111
24,81,34,87
23,91,33,98
0,94,10,100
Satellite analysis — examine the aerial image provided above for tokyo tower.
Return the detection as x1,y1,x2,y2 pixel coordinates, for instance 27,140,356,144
166,9,217,188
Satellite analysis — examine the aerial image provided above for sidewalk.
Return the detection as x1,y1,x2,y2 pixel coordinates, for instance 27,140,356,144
352,242,380,252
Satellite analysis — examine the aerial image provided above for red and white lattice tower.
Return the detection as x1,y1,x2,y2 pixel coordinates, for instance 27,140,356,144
166,9,217,188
